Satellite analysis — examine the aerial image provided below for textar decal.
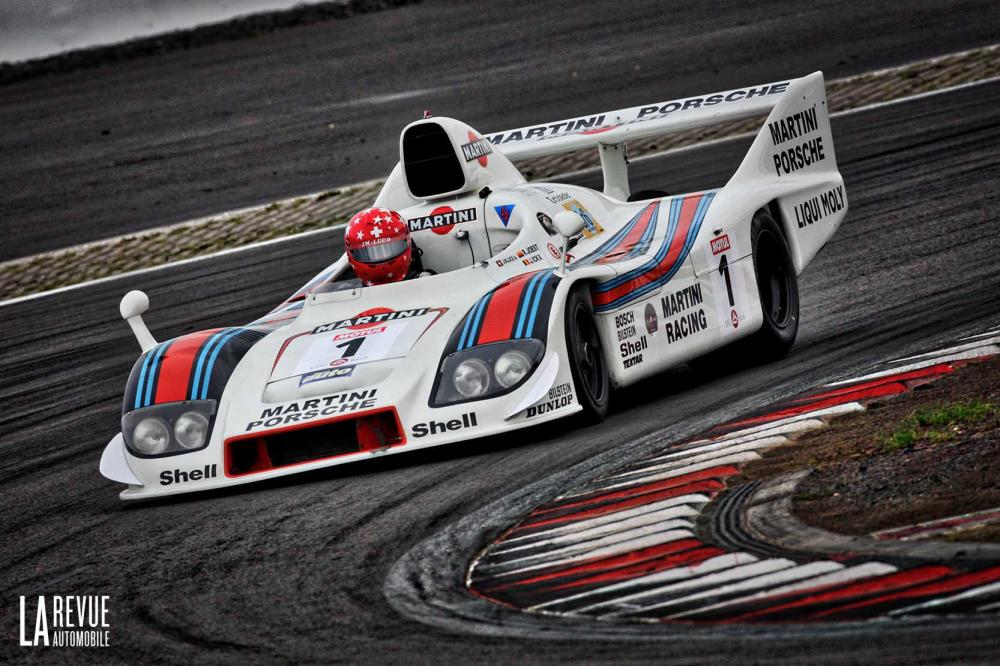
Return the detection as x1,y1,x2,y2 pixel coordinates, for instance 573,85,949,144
794,184,845,228
411,412,478,438
313,308,428,333
407,207,476,234
246,389,378,431
299,366,355,386
160,464,218,486
661,284,708,344
525,383,573,417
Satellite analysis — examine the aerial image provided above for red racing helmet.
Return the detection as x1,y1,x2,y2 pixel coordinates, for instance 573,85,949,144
344,208,412,285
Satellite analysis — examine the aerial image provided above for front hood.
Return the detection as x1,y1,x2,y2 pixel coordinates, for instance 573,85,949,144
244,267,500,406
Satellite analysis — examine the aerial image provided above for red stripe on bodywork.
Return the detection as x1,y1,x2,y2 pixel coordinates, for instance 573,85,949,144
476,273,534,345
592,194,702,307
153,330,221,404
597,202,657,264
724,566,954,623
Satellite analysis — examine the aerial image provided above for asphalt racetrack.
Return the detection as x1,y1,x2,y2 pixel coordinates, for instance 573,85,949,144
3,73,1000,662
2,0,999,260
3,2,1000,664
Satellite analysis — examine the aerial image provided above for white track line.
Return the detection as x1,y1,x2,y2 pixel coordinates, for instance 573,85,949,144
889,580,1000,617
531,553,758,612
495,502,700,547
824,347,999,387
4,74,1000,309
604,436,790,480
594,559,794,618
491,515,693,556
477,530,695,581
623,561,844,618
668,562,896,620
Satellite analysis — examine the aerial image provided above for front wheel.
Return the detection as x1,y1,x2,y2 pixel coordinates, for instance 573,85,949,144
565,286,610,420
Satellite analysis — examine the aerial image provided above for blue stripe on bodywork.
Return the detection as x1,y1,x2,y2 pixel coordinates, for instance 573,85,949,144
189,328,232,400
198,328,246,399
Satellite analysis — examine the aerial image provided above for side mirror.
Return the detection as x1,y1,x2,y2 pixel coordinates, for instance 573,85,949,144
119,290,157,353
553,210,586,239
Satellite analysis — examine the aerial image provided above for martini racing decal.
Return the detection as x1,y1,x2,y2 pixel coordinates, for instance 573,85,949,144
446,269,561,353
407,206,476,235
125,327,268,410
591,192,715,313
661,283,708,344
461,132,492,165
574,200,659,267
246,389,378,431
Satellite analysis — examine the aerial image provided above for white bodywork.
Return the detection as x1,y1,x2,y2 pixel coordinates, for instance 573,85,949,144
101,73,846,499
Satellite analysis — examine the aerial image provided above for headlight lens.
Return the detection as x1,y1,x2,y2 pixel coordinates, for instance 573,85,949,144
432,339,544,406
454,359,491,398
174,411,210,449
495,350,532,388
121,400,216,457
133,417,171,455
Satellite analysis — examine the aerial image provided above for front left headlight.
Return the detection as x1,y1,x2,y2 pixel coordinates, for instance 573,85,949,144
432,340,544,407
121,400,216,458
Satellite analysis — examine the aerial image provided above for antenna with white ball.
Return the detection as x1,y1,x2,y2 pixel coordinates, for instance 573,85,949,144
119,290,157,352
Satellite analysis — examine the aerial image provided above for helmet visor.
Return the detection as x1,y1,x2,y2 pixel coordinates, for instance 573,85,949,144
350,239,408,264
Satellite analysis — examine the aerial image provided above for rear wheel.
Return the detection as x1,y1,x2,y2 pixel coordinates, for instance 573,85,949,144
746,211,799,359
565,286,610,420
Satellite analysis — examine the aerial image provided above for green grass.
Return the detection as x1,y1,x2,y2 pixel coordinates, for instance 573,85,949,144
880,400,995,452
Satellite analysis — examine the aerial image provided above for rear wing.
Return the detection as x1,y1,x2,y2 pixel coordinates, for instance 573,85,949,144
487,74,822,203
489,72,845,272
487,79,793,161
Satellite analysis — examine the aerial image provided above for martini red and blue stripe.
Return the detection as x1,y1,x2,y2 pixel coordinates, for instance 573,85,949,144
451,270,560,352
591,192,714,313
575,200,660,266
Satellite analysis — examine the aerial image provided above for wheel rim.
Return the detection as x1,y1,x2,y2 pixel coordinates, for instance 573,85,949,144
756,230,792,328
574,304,607,403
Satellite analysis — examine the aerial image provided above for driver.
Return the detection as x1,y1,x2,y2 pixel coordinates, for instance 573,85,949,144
344,207,430,285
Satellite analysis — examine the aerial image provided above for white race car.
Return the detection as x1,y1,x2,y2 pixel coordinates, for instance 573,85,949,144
101,72,846,499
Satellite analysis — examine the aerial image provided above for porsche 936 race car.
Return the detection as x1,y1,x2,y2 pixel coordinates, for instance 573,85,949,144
100,72,847,499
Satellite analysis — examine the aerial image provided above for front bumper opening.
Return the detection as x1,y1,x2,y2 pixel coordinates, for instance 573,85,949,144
225,409,404,477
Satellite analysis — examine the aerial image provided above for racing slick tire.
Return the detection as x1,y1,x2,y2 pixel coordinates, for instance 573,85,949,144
745,210,800,359
566,285,610,420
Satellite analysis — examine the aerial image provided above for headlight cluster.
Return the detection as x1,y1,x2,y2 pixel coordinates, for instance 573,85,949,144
121,400,216,457
432,340,544,406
